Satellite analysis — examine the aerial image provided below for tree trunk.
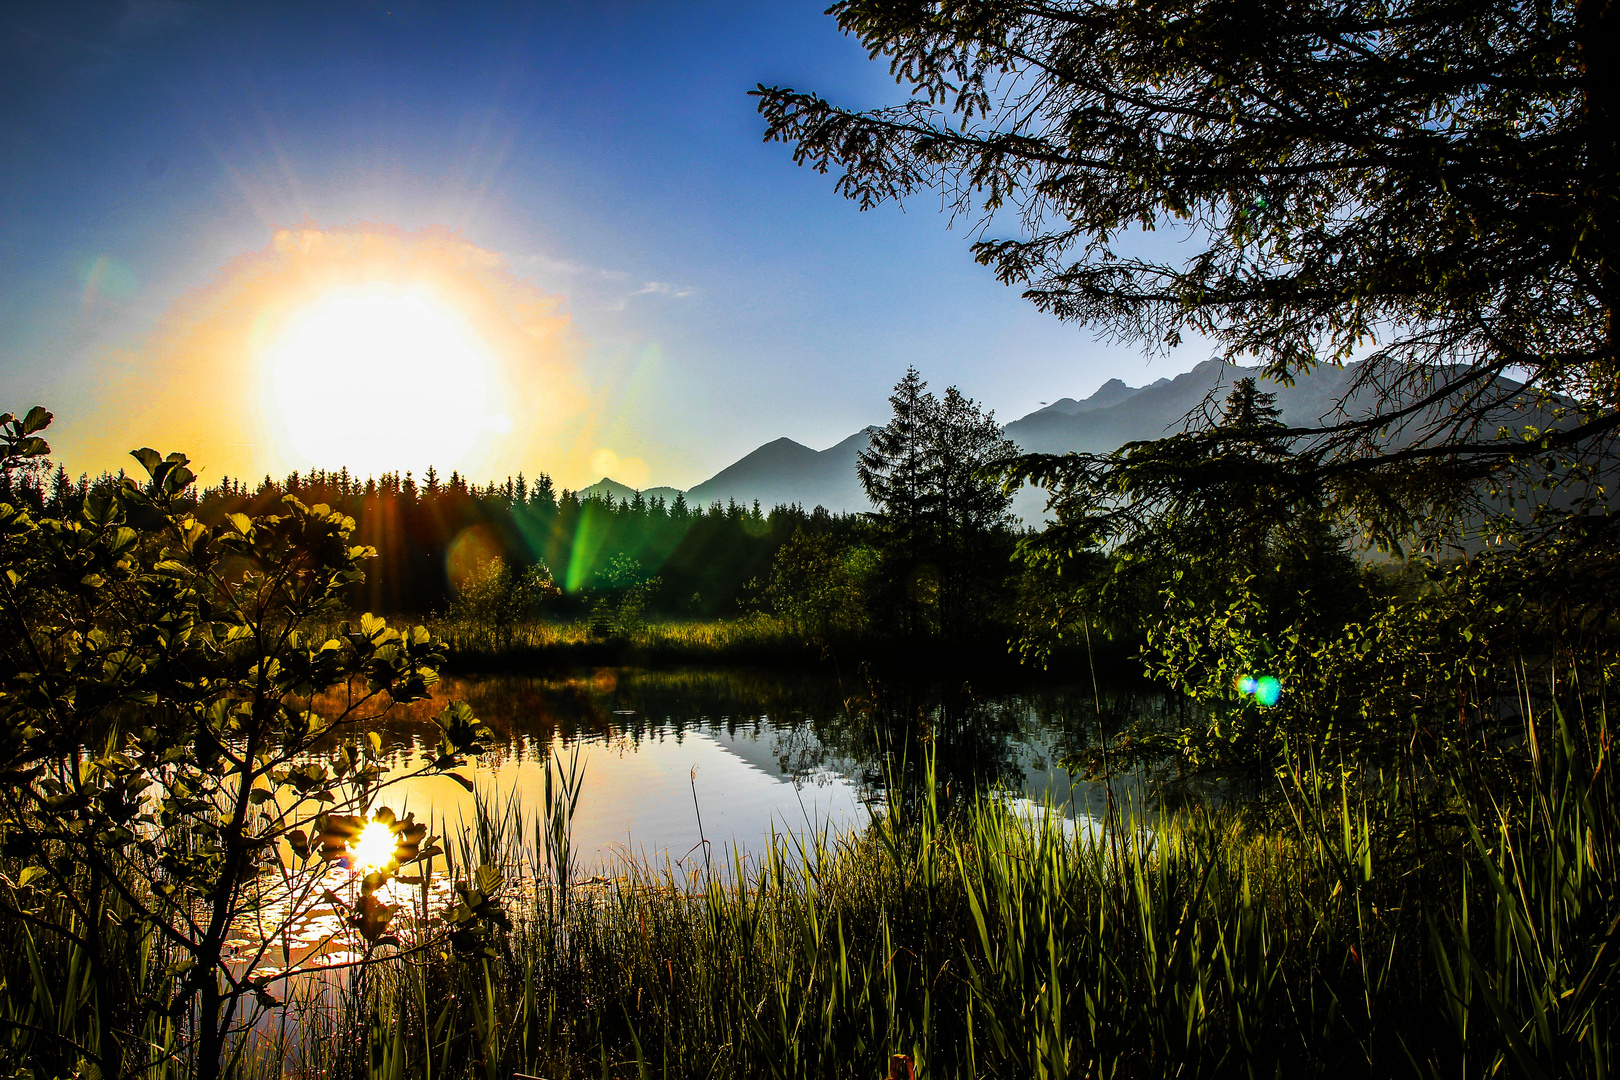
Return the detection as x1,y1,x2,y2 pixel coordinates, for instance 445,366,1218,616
196,974,222,1080
1578,0,1620,401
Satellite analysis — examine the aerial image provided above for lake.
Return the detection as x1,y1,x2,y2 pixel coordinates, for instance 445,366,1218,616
230,664,1175,989
350,666,1157,873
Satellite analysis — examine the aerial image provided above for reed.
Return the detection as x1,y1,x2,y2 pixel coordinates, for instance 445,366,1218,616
3,694,1615,1078
426,613,822,668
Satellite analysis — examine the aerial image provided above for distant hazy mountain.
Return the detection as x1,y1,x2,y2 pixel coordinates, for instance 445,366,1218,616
1029,375,1172,418
577,477,685,503
578,477,642,503
1004,359,1371,456
686,429,875,512
574,431,875,514
578,359,1549,522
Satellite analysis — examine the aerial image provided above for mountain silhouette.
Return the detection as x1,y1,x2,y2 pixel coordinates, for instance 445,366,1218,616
578,477,641,503
575,431,875,514
1028,375,1171,418
581,360,1555,521
579,477,684,504
1003,360,1370,455
685,430,874,512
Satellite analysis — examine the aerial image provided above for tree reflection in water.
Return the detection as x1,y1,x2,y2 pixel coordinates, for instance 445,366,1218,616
305,666,1187,869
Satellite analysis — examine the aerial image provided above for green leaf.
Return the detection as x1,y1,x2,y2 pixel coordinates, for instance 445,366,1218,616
129,447,163,476
163,465,195,494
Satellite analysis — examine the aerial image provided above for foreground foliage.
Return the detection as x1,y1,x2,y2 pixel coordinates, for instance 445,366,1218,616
358,694,1620,1080
0,413,502,1080
6,685,1613,1078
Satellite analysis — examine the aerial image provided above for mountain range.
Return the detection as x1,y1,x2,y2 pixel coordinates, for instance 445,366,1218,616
580,359,1528,519
579,429,875,511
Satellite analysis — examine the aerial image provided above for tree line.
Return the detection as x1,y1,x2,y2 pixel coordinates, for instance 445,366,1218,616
5,0,1620,1071
0,370,1029,646
0,452,867,620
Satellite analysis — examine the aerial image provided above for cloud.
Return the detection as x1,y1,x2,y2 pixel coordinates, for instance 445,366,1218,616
508,251,693,313
588,279,698,313
508,252,588,280
634,281,695,299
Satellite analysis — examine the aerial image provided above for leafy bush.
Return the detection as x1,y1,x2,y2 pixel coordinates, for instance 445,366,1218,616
758,528,874,639
445,557,561,651
587,553,661,639
0,409,504,1080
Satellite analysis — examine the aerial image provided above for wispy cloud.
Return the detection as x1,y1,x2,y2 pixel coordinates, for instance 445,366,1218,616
511,251,695,312
635,281,694,299
508,252,586,279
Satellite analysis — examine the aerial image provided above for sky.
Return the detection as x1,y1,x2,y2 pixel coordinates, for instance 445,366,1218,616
1,0,1206,491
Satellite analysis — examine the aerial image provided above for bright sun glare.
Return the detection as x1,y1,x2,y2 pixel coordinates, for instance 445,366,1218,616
267,285,510,477
350,820,397,872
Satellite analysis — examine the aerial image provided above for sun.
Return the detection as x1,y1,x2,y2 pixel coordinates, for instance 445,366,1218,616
350,819,397,872
265,284,510,477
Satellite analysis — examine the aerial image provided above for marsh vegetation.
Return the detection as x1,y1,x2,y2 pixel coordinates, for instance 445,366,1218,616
8,0,1620,1070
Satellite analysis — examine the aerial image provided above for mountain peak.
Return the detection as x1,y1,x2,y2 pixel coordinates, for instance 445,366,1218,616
580,476,641,502
1032,376,1150,417
685,429,872,512
1078,377,1142,412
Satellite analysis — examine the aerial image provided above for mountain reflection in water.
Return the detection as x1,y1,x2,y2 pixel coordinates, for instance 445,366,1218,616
331,667,1157,873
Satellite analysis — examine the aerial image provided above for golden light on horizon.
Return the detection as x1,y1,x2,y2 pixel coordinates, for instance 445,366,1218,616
264,284,510,477
59,223,608,488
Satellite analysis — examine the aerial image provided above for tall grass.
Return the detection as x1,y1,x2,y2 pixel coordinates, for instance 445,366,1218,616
4,695,1616,1078
427,613,819,667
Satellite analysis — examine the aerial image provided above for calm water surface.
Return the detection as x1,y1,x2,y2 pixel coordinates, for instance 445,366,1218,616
230,666,1176,994
358,666,1153,871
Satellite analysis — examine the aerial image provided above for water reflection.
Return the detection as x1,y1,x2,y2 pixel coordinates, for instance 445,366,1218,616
221,667,1184,1017
339,667,1175,872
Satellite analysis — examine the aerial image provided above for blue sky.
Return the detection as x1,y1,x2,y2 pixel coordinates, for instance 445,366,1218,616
1,0,1202,489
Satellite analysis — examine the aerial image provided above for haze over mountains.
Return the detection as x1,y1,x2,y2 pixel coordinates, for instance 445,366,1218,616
579,359,1498,519
1002,359,1370,457
580,430,874,511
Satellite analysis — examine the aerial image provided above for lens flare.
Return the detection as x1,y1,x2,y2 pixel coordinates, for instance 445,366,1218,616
1236,673,1282,707
445,524,504,592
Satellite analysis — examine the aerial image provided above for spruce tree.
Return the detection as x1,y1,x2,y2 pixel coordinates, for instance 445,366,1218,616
756,0,1620,553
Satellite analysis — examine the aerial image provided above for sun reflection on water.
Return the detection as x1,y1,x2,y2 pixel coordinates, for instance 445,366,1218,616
349,820,397,872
